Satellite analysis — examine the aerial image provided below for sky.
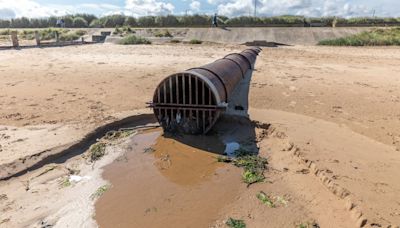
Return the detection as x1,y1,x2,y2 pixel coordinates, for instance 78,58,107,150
0,0,399,19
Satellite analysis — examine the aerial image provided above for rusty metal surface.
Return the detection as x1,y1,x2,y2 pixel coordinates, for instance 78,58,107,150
151,47,261,134
223,53,252,77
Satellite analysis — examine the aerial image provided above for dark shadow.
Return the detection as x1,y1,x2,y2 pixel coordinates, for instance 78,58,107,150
162,68,264,156
0,41,99,51
218,26,231,31
242,40,293,47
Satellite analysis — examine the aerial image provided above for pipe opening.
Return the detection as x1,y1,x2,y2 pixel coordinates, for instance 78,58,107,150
153,73,221,134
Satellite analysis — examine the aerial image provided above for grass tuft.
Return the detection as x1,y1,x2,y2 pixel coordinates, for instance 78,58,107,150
118,35,151,45
189,39,202,44
226,218,246,228
90,184,111,200
103,129,135,141
89,142,107,162
217,147,267,186
154,30,173,37
256,191,275,208
318,27,400,46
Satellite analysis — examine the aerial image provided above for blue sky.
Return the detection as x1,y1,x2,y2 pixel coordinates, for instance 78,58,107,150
0,0,399,19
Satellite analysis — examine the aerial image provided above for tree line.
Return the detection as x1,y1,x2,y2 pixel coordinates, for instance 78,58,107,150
1,14,400,28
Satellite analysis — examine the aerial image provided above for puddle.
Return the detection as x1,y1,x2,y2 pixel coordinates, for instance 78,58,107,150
94,129,243,228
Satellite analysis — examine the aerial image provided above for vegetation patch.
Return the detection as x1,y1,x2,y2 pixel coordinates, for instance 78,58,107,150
154,30,173,37
89,142,107,162
103,129,135,141
189,39,202,44
113,26,135,35
170,39,180,43
118,35,151,45
143,147,155,153
59,177,72,188
256,191,275,208
218,147,267,186
226,218,246,228
318,27,400,46
90,184,111,200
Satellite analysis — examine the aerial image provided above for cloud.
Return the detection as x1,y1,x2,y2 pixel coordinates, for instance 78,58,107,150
190,1,201,11
0,0,123,19
125,0,175,16
0,8,16,19
0,0,68,19
215,0,380,17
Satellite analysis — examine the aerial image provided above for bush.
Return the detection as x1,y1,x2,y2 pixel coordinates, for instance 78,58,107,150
154,30,173,37
318,27,400,46
118,35,151,45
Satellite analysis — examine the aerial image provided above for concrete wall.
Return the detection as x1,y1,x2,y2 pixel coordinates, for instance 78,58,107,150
184,27,374,45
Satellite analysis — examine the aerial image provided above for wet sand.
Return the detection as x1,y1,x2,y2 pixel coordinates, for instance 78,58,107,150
95,130,243,228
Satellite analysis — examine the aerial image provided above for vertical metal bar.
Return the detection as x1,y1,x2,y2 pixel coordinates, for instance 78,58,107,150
202,110,206,134
182,74,186,105
202,81,205,105
175,75,179,104
163,81,167,103
195,77,199,105
157,87,160,103
188,75,192,119
195,77,199,129
169,77,173,104
208,87,212,127
189,74,192,105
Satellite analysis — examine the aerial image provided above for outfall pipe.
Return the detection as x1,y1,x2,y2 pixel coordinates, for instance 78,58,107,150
151,47,261,134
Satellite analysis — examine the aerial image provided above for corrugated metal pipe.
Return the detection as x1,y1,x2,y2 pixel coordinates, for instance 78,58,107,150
149,47,262,134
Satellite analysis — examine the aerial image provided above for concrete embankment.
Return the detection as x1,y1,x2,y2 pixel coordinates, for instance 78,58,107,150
184,27,373,45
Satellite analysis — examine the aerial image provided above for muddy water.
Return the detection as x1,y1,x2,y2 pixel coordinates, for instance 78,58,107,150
95,129,243,228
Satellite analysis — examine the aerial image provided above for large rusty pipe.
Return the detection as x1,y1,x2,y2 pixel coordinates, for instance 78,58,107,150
151,48,261,134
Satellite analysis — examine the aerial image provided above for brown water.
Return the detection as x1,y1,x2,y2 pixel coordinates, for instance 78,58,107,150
95,129,243,228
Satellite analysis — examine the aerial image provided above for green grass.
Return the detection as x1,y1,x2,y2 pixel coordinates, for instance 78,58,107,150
318,27,400,46
89,142,107,162
60,178,72,188
118,34,151,45
90,184,111,200
103,129,135,141
154,30,173,37
256,191,275,208
189,39,202,44
218,147,268,186
226,218,246,228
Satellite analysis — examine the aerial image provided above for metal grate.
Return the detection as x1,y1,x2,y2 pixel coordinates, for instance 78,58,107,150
152,73,222,134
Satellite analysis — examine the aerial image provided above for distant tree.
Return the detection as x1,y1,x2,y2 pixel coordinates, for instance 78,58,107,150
72,17,88,28
155,15,180,27
74,14,97,25
63,15,74,27
0,19,11,28
89,19,103,28
138,16,156,27
11,17,30,28
48,16,58,27
103,15,126,27
124,16,138,27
